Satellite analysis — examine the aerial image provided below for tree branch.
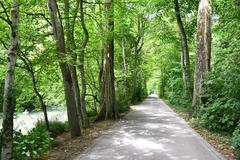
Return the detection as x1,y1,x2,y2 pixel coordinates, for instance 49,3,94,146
24,12,52,26
0,1,11,25
0,39,8,50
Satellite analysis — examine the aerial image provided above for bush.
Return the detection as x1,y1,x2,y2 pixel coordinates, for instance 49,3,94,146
116,98,130,114
87,108,98,117
35,120,69,137
199,98,240,133
0,121,67,160
232,125,240,159
13,125,52,159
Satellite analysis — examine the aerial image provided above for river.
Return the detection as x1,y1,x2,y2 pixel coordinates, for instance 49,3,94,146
0,109,68,134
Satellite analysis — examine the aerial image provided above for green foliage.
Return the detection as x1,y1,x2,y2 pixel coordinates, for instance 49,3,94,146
13,126,52,160
232,124,240,159
0,122,65,159
0,0,239,158
199,99,240,133
35,120,69,137
198,0,240,134
87,108,98,117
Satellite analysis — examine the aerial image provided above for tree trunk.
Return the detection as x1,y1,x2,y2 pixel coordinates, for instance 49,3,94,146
173,0,192,98
18,54,50,131
121,31,128,99
96,0,118,121
192,0,212,109
64,0,84,128
30,67,50,131
1,1,19,159
31,70,50,131
121,33,127,77
47,0,81,137
132,50,139,102
79,0,90,128
33,87,50,131
37,94,50,131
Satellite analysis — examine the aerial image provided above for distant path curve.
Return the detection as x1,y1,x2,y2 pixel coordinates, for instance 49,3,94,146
74,94,225,160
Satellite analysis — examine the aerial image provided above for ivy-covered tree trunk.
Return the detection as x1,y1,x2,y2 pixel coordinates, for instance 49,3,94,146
79,0,90,128
47,0,81,137
1,1,19,159
96,0,118,120
173,0,192,98
192,0,212,109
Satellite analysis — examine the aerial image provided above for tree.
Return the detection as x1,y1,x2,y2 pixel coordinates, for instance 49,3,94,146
63,0,86,129
1,0,19,159
47,0,81,137
131,15,146,102
18,53,50,131
96,0,118,120
79,0,90,128
192,0,212,109
173,0,192,97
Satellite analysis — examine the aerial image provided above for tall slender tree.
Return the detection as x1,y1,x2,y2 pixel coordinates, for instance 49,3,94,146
47,0,81,137
192,0,212,109
173,0,192,97
18,54,50,131
132,16,145,102
120,0,128,99
96,0,118,120
1,0,19,159
79,0,90,127
64,0,86,128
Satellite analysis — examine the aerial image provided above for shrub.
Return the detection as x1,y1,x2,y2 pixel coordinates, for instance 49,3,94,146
87,108,98,117
199,99,240,133
118,105,130,113
13,125,52,159
49,121,68,137
1,121,66,160
232,125,240,159
116,98,130,114
35,120,69,137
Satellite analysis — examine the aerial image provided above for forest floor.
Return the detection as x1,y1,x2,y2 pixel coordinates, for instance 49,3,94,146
165,101,236,160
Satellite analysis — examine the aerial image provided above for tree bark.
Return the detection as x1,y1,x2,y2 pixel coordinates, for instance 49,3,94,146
47,0,81,137
64,0,85,128
96,0,118,120
1,1,19,159
173,0,192,98
121,31,128,99
121,33,127,77
79,0,90,128
192,0,212,109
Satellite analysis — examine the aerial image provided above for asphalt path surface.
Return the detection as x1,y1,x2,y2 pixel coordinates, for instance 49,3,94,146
74,95,225,160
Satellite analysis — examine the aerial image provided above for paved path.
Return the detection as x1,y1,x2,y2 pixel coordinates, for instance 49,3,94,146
74,95,225,160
